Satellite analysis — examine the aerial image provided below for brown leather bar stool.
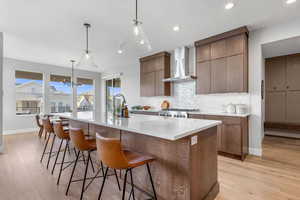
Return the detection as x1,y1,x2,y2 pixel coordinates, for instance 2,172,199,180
66,128,121,200
35,115,44,138
96,134,157,200
51,122,72,185
40,118,56,169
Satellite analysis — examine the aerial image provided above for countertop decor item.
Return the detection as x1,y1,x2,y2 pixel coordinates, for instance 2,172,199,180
226,103,236,114
161,100,170,110
236,104,248,114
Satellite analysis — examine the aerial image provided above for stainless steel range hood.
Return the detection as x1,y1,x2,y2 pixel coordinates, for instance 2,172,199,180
163,47,196,82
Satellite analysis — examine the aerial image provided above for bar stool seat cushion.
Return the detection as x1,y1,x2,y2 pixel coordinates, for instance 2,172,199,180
124,150,155,168
86,139,97,150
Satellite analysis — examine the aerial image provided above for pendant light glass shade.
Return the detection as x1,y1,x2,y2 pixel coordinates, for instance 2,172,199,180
77,23,98,69
77,50,98,68
133,0,151,51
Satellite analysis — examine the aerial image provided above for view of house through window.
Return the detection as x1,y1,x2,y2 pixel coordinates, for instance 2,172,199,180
15,70,43,115
106,78,121,116
77,78,94,119
49,74,72,115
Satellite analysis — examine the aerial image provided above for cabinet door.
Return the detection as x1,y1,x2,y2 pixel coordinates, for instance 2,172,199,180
286,91,300,123
140,72,155,97
227,54,245,92
203,116,223,151
287,54,300,91
222,124,242,155
155,70,164,96
226,35,244,57
211,40,226,59
265,92,286,122
265,56,286,91
196,44,211,62
211,58,227,93
196,61,211,94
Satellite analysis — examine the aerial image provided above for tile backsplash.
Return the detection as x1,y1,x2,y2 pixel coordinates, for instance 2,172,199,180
140,81,250,112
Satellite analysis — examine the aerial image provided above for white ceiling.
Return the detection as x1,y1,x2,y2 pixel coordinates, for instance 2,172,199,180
1,0,300,72
262,36,300,58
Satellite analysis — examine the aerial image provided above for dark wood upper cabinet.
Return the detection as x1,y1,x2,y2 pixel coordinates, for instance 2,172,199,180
196,44,211,62
140,52,171,97
196,61,211,94
195,26,249,94
211,40,226,59
211,58,227,93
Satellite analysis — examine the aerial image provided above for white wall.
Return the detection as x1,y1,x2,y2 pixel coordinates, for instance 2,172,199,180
248,19,300,156
3,58,101,134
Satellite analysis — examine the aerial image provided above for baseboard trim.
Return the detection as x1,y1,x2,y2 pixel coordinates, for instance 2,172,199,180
3,128,38,135
249,148,262,156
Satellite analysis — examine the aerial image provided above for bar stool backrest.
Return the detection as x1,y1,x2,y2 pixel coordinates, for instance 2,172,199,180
96,133,129,169
69,128,90,151
53,122,65,139
35,115,43,128
42,118,54,133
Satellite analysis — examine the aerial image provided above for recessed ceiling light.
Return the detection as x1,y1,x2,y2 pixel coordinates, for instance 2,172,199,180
225,2,235,9
286,0,297,4
173,25,180,32
140,40,145,45
117,49,123,54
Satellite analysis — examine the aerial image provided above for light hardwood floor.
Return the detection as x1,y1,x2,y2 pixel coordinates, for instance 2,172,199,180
1,133,300,200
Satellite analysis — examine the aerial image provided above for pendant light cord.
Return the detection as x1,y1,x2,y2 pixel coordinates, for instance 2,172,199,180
86,24,89,53
135,0,138,22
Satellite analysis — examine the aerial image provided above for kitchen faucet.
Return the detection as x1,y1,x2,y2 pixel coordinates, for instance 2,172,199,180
113,93,127,117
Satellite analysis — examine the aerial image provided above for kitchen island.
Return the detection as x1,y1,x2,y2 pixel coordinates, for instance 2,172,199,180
64,114,221,200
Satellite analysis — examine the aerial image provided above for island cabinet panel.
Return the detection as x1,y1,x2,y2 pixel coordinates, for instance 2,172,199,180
140,52,171,97
121,127,219,200
189,114,249,161
195,26,249,94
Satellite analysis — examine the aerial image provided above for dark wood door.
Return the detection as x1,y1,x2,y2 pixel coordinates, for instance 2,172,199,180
286,91,300,123
222,124,242,155
286,54,300,91
196,44,211,62
140,72,155,97
155,70,164,96
211,40,226,59
211,58,227,93
266,91,286,122
196,61,211,94
227,54,244,92
226,35,244,56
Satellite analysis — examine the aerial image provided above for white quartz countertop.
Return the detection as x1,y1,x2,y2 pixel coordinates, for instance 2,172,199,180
130,109,250,118
60,114,221,141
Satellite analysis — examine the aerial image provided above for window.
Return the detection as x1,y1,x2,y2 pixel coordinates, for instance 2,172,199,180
105,78,121,116
77,78,94,120
49,74,72,115
15,70,43,115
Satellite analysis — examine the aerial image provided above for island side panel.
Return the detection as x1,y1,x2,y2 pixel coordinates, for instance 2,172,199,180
190,126,219,200
121,131,191,200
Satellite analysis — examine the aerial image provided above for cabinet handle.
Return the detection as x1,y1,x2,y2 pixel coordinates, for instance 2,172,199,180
287,86,290,89
273,86,277,90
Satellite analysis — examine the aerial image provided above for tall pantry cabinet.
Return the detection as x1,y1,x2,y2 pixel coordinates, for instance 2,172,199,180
265,53,300,124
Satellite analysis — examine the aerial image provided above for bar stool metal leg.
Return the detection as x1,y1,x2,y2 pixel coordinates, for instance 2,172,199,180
57,140,69,185
51,138,63,174
80,151,91,200
129,169,135,200
114,169,121,191
40,131,51,163
47,134,56,169
97,167,109,200
122,169,129,200
146,163,157,200
66,150,80,195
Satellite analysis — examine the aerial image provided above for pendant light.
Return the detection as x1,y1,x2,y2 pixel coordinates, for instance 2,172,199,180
133,0,151,51
77,23,98,69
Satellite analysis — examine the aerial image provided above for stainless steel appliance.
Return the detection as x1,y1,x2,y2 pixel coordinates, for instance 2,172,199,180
158,108,200,118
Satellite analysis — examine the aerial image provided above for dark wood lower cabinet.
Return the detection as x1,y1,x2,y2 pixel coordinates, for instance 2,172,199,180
189,114,249,161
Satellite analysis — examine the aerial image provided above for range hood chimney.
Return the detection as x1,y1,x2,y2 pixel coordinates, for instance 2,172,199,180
163,46,196,82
